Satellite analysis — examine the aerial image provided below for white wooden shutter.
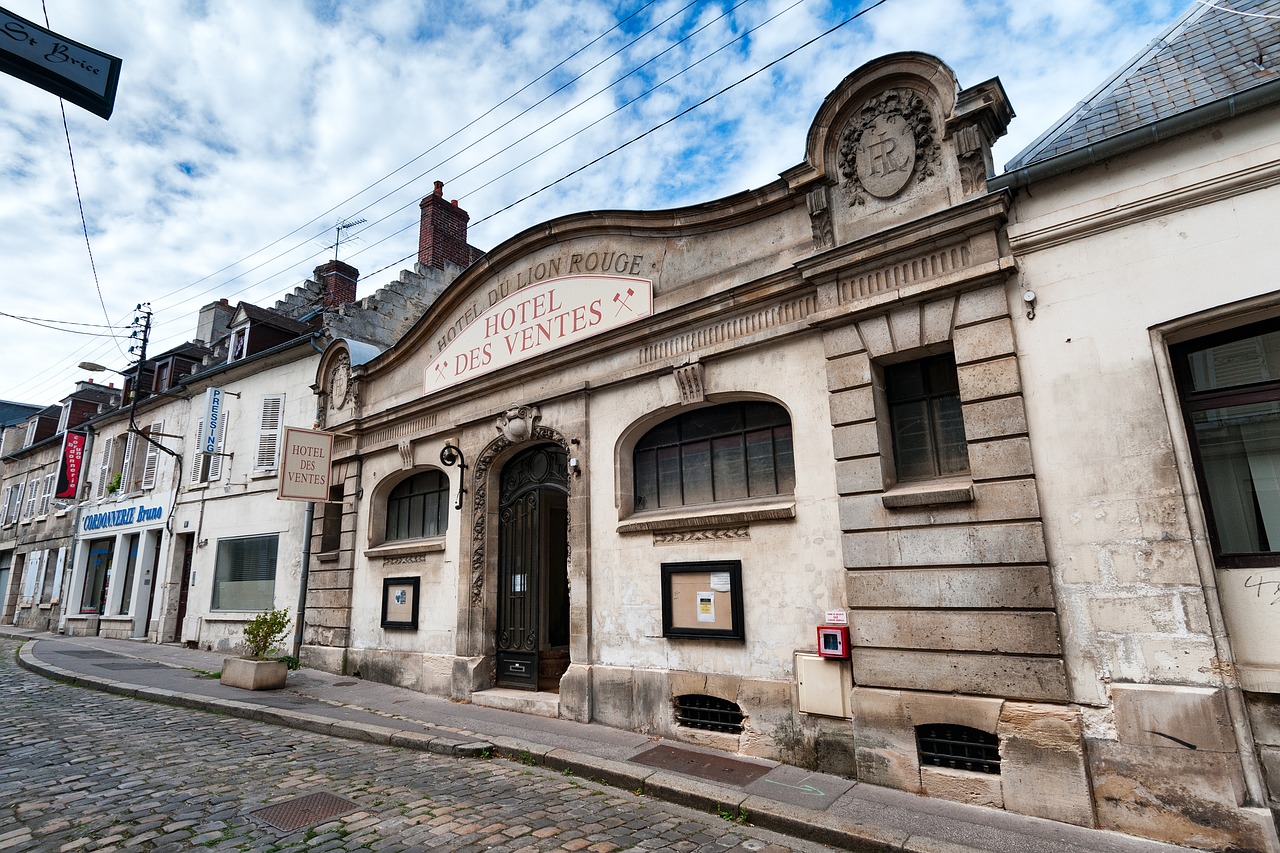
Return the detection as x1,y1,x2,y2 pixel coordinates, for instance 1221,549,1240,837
140,420,163,490
9,483,24,522
21,551,40,597
254,394,284,471
190,419,205,484
39,473,54,515
0,486,10,525
23,477,38,519
50,548,66,601
119,431,137,493
93,435,114,499
209,413,226,481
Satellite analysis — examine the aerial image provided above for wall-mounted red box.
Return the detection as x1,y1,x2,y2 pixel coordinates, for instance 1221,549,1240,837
816,625,850,659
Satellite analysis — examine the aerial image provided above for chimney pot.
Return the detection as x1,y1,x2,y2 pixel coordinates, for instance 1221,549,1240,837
317,259,360,310
418,179,473,270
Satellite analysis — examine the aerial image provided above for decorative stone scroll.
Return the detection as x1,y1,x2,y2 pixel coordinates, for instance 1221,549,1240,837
807,186,834,248
839,89,939,206
654,526,750,545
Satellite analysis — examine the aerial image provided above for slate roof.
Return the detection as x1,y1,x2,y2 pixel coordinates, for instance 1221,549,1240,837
0,401,41,427
1006,0,1280,170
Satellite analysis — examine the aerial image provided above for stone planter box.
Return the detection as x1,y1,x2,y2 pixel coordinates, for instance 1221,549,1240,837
220,657,288,690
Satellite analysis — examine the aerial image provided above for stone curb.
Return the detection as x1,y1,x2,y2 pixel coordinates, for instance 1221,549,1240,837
12,638,982,853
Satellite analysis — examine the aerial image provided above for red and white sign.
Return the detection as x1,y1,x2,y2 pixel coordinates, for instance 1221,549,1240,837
55,432,86,499
425,275,653,395
277,427,335,502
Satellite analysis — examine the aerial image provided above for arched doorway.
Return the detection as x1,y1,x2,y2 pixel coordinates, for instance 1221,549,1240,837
496,444,570,691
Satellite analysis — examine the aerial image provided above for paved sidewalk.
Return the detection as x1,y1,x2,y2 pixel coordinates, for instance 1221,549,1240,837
4,627,1192,853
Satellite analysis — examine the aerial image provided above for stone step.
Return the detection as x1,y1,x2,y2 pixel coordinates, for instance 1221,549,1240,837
470,687,560,718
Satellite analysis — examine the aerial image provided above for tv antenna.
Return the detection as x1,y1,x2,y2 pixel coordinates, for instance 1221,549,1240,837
331,217,366,261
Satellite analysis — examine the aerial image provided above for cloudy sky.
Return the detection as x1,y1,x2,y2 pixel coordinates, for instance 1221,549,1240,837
0,0,1188,406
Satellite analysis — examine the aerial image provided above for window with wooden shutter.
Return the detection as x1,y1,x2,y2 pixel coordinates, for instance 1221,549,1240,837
119,431,138,493
255,394,284,471
0,486,10,525
38,473,54,515
7,483,24,523
140,420,164,490
190,419,205,485
23,476,39,519
21,551,41,597
93,435,113,499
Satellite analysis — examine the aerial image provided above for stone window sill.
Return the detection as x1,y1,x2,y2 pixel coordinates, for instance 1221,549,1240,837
881,477,974,508
314,551,341,564
617,497,796,535
364,538,446,560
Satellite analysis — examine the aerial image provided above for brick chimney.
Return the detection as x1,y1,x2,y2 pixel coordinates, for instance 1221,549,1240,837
316,260,359,309
418,181,472,270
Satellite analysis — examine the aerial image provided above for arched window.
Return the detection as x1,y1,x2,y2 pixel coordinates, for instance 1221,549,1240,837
634,401,794,510
385,470,449,541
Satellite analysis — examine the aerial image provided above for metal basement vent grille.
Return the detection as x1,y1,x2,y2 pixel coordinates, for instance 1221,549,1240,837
674,694,744,734
916,724,1001,774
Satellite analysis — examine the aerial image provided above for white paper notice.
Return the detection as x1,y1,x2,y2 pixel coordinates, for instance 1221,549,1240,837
709,572,731,592
697,592,715,622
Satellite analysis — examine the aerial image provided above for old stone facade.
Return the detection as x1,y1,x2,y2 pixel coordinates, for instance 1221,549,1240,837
299,35,1280,850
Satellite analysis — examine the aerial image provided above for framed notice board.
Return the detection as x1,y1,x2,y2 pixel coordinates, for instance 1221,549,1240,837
661,560,744,641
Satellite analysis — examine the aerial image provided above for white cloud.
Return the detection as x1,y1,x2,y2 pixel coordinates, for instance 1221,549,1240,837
0,0,1190,404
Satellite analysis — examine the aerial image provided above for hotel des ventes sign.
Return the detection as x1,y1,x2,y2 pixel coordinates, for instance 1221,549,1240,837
425,275,653,395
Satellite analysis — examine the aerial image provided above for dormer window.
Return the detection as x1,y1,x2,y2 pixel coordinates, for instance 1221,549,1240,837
154,361,171,392
23,419,38,448
229,327,249,362
56,403,71,434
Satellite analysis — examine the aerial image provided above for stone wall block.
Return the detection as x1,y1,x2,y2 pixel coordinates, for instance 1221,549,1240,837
306,588,354,610
1137,635,1220,686
901,693,1003,733
856,315,895,358
1087,594,1181,635
957,357,1022,402
847,521,1046,567
962,396,1028,441
1089,740,1274,850
953,317,1016,365
832,422,880,460
920,766,1003,808
306,568,354,590
851,687,921,792
851,609,1062,655
1112,684,1235,753
889,305,922,352
823,323,866,359
1245,693,1280,746
954,285,1009,326
826,352,872,392
852,648,1069,701
836,458,884,498
828,386,875,425
999,702,1095,827
846,566,1056,609
589,665,639,731
922,297,956,345
967,436,1035,480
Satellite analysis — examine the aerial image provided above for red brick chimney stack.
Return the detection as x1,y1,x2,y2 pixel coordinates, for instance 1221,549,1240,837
418,180,472,270
316,260,359,309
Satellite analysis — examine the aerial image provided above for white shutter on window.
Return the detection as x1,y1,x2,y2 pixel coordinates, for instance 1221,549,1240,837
190,419,205,484
119,431,138,493
39,473,54,515
21,551,40,597
0,486,10,525
23,477,39,519
140,420,163,490
50,548,66,600
93,435,114,499
9,483,24,522
254,394,284,471
209,413,226,482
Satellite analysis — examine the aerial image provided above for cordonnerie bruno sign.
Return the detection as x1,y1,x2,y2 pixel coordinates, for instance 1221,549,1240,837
425,275,654,395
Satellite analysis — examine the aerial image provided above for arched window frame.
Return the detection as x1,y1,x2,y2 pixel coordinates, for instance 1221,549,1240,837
382,468,450,543
622,398,796,516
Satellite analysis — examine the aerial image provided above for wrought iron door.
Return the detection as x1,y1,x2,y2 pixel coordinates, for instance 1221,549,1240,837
496,445,568,690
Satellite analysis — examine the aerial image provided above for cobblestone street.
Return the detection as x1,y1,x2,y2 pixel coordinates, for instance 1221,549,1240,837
0,639,842,852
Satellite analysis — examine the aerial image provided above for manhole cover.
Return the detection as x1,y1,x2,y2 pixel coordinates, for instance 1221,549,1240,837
248,792,359,833
630,744,771,786
94,661,167,671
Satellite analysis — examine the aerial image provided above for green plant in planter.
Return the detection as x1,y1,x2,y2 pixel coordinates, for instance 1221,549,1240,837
242,607,290,659
107,472,122,494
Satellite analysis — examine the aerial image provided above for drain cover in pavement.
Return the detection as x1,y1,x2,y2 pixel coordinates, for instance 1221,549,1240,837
93,661,168,670
630,744,771,786
248,792,360,833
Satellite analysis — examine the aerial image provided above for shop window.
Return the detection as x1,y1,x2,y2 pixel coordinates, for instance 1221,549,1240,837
634,402,794,511
916,724,1001,774
884,353,969,481
674,694,744,734
385,470,449,541
80,539,112,614
1173,319,1280,567
211,534,278,611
